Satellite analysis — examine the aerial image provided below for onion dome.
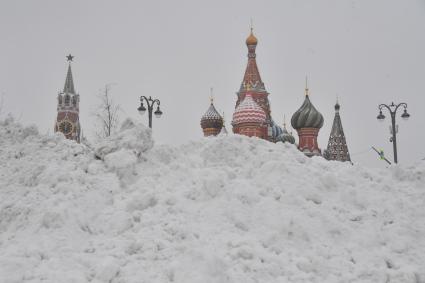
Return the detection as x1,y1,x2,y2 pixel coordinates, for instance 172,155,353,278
200,100,223,130
277,121,295,144
279,129,295,144
232,92,266,126
270,119,283,139
291,87,324,130
246,29,258,46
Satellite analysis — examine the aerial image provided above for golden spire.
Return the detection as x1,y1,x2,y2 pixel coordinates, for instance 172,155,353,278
210,87,214,104
246,19,258,46
304,76,309,96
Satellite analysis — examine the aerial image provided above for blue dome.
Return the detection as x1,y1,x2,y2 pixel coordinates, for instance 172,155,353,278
270,119,283,139
276,126,295,144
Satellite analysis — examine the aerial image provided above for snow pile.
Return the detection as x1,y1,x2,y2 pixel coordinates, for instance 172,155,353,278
0,117,424,283
93,118,154,181
94,118,154,160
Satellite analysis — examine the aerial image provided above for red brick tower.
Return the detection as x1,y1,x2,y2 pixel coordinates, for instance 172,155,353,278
233,28,272,139
54,54,81,143
291,81,324,157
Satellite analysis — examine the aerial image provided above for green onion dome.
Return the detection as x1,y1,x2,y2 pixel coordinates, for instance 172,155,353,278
291,95,324,130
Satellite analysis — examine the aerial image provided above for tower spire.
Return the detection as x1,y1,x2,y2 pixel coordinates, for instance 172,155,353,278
210,87,214,104
55,54,81,143
324,100,351,162
242,26,262,91
64,54,76,94
304,76,309,96
233,25,271,141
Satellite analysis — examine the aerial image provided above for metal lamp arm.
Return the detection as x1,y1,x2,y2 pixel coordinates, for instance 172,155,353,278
152,99,161,108
140,96,150,106
140,96,160,110
379,102,407,115
378,104,392,114
394,102,407,113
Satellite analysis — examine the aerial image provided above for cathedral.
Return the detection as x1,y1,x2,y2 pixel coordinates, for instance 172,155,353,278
199,28,294,143
199,27,351,161
54,55,81,143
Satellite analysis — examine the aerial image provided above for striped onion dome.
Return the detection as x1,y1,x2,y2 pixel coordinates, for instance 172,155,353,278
200,102,223,129
232,92,267,126
270,119,283,139
291,95,324,130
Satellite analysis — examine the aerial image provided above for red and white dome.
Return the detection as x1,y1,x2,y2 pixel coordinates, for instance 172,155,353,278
232,92,267,126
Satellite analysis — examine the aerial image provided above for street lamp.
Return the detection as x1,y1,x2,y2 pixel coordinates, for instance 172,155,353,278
138,96,162,128
377,102,410,164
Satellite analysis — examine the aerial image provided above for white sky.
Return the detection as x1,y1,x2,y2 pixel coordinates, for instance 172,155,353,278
1,0,424,167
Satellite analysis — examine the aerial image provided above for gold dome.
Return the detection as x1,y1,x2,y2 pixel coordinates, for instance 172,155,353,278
246,29,258,45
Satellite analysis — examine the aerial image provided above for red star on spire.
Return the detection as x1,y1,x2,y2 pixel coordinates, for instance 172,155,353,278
66,54,74,62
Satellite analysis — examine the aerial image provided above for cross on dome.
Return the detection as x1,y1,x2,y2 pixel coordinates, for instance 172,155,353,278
305,76,309,96
210,87,214,104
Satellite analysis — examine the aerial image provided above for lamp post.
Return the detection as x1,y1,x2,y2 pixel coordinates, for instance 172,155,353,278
137,96,163,128
376,102,410,164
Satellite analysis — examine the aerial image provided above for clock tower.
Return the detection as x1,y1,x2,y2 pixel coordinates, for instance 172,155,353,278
54,54,81,143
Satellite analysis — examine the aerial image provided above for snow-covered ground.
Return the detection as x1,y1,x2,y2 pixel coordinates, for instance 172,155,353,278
0,116,424,283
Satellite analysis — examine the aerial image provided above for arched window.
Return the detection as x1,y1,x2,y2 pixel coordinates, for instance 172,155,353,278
72,97,77,107
64,95,70,106
58,95,63,105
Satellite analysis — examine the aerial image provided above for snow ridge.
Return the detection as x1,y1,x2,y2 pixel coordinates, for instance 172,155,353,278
0,117,424,283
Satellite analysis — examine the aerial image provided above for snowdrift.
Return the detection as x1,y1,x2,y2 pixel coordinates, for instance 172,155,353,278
0,116,424,283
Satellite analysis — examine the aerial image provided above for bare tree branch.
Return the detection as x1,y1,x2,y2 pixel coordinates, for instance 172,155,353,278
92,84,120,139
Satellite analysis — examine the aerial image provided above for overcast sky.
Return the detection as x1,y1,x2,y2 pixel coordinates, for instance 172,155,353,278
1,0,424,167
